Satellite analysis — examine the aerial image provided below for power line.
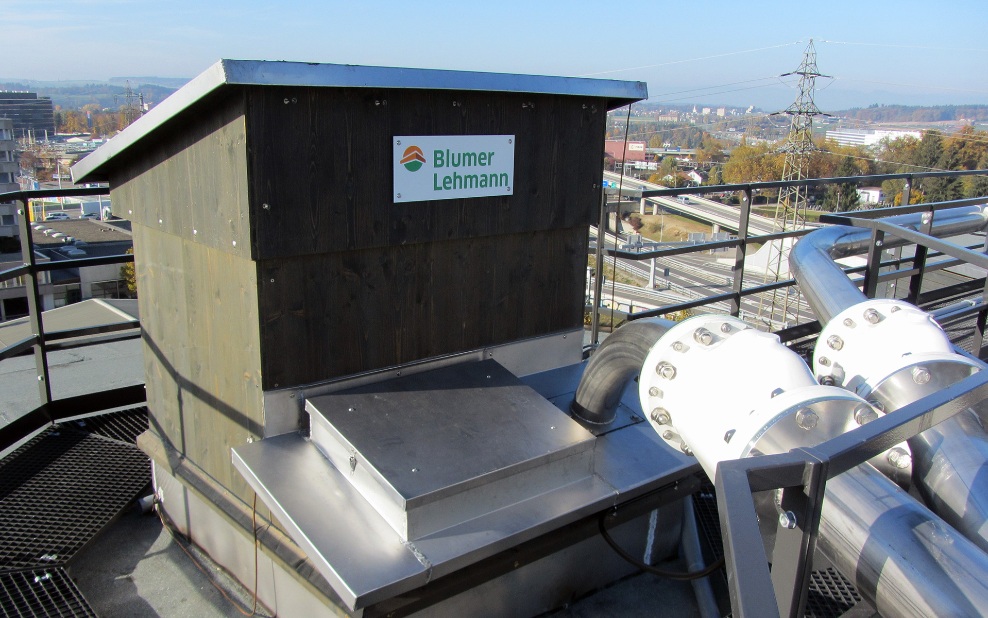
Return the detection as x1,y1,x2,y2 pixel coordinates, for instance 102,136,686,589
579,41,803,77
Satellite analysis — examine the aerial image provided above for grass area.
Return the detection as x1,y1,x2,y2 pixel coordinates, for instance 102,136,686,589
588,255,648,287
751,205,828,223
632,213,713,242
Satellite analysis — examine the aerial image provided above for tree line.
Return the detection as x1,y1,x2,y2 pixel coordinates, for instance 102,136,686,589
720,126,988,210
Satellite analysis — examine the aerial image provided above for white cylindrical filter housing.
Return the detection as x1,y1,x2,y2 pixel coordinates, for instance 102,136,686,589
813,298,979,393
638,315,874,481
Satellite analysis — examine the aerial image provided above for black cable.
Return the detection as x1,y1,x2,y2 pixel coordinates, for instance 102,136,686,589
597,511,726,581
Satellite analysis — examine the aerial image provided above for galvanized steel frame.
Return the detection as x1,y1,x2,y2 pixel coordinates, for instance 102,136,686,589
0,187,143,452
593,170,988,334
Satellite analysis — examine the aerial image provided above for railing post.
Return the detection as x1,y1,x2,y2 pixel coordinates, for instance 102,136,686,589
863,228,885,299
590,189,607,350
977,278,988,359
906,207,933,304
16,197,53,417
770,451,828,617
731,187,753,317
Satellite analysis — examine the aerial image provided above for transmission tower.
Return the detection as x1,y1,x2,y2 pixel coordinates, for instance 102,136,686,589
758,39,827,328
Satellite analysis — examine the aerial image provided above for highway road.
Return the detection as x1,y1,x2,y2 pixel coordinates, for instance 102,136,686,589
591,225,813,329
603,171,781,235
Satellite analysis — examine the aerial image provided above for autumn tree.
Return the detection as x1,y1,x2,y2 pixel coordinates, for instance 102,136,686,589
822,156,860,211
722,140,782,183
120,248,137,297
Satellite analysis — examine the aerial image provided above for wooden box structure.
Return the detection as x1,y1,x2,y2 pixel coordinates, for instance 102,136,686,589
74,60,645,502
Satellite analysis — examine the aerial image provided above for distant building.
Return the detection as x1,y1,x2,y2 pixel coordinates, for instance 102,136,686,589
0,119,17,238
657,113,679,123
702,107,712,116
0,92,56,140
858,186,884,204
604,140,647,166
826,128,922,148
716,108,726,117
0,219,133,321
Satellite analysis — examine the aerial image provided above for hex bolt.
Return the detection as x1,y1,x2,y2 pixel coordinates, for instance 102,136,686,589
890,305,901,313
795,408,819,430
662,430,675,440
854,404,879,425
651,408,671,425
680,443,693,456
888,447,912,470
656,362,677,380
672,341,685,352
720,323,732,333
819,357,831,367
819,375,836,386
648,386,661,397
843,318,856,328
827,335,844,351
693,328,714,346
864,308,881,324
912,366,932,385
779,511,798,530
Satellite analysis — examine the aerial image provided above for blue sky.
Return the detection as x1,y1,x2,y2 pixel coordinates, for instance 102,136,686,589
6,0,988,110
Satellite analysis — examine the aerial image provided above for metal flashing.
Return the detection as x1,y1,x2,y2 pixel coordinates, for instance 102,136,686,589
233,360,696,611
72,59,646,183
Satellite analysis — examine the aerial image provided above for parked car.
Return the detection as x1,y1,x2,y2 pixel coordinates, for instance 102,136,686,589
44,212,71,221
79,213,99,219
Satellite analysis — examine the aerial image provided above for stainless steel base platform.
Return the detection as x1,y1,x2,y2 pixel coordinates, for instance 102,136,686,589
233,358,697,612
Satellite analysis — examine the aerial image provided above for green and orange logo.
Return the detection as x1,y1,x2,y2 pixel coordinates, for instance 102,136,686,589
400,145,426,172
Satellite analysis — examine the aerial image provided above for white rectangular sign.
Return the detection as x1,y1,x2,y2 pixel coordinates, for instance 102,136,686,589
393,135,515,203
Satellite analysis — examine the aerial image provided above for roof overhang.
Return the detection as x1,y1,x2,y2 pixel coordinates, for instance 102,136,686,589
72,59,647,183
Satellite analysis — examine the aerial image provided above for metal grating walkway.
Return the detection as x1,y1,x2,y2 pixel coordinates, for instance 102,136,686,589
60,406,151,445
0,408,151,616
0,568,98,618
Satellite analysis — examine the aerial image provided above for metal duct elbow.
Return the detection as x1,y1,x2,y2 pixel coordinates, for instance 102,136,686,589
572,318,675,425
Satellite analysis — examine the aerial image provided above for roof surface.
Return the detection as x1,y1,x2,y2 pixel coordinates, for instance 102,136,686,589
30,219,132,248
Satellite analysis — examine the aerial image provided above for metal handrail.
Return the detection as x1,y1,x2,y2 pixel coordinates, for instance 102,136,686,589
593,171,988,331
0,186,144,452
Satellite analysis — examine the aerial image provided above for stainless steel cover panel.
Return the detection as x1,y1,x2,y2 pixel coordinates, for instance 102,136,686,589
306,359,596,539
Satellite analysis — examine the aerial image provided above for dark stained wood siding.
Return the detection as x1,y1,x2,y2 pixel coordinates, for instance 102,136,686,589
256,226,588,387
105,81,609,500
244,86,605,386
244,87,606,259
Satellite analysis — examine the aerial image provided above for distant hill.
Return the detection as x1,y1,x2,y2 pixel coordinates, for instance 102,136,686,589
836,104,988,123
0,79,183,110
107,76,190,89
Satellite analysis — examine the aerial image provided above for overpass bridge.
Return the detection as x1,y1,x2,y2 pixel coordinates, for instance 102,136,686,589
603,171,781,235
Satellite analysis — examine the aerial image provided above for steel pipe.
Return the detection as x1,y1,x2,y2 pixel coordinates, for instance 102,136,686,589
638,314,988,616
789,206,988,323
795,205,988,554
818,464,988,618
